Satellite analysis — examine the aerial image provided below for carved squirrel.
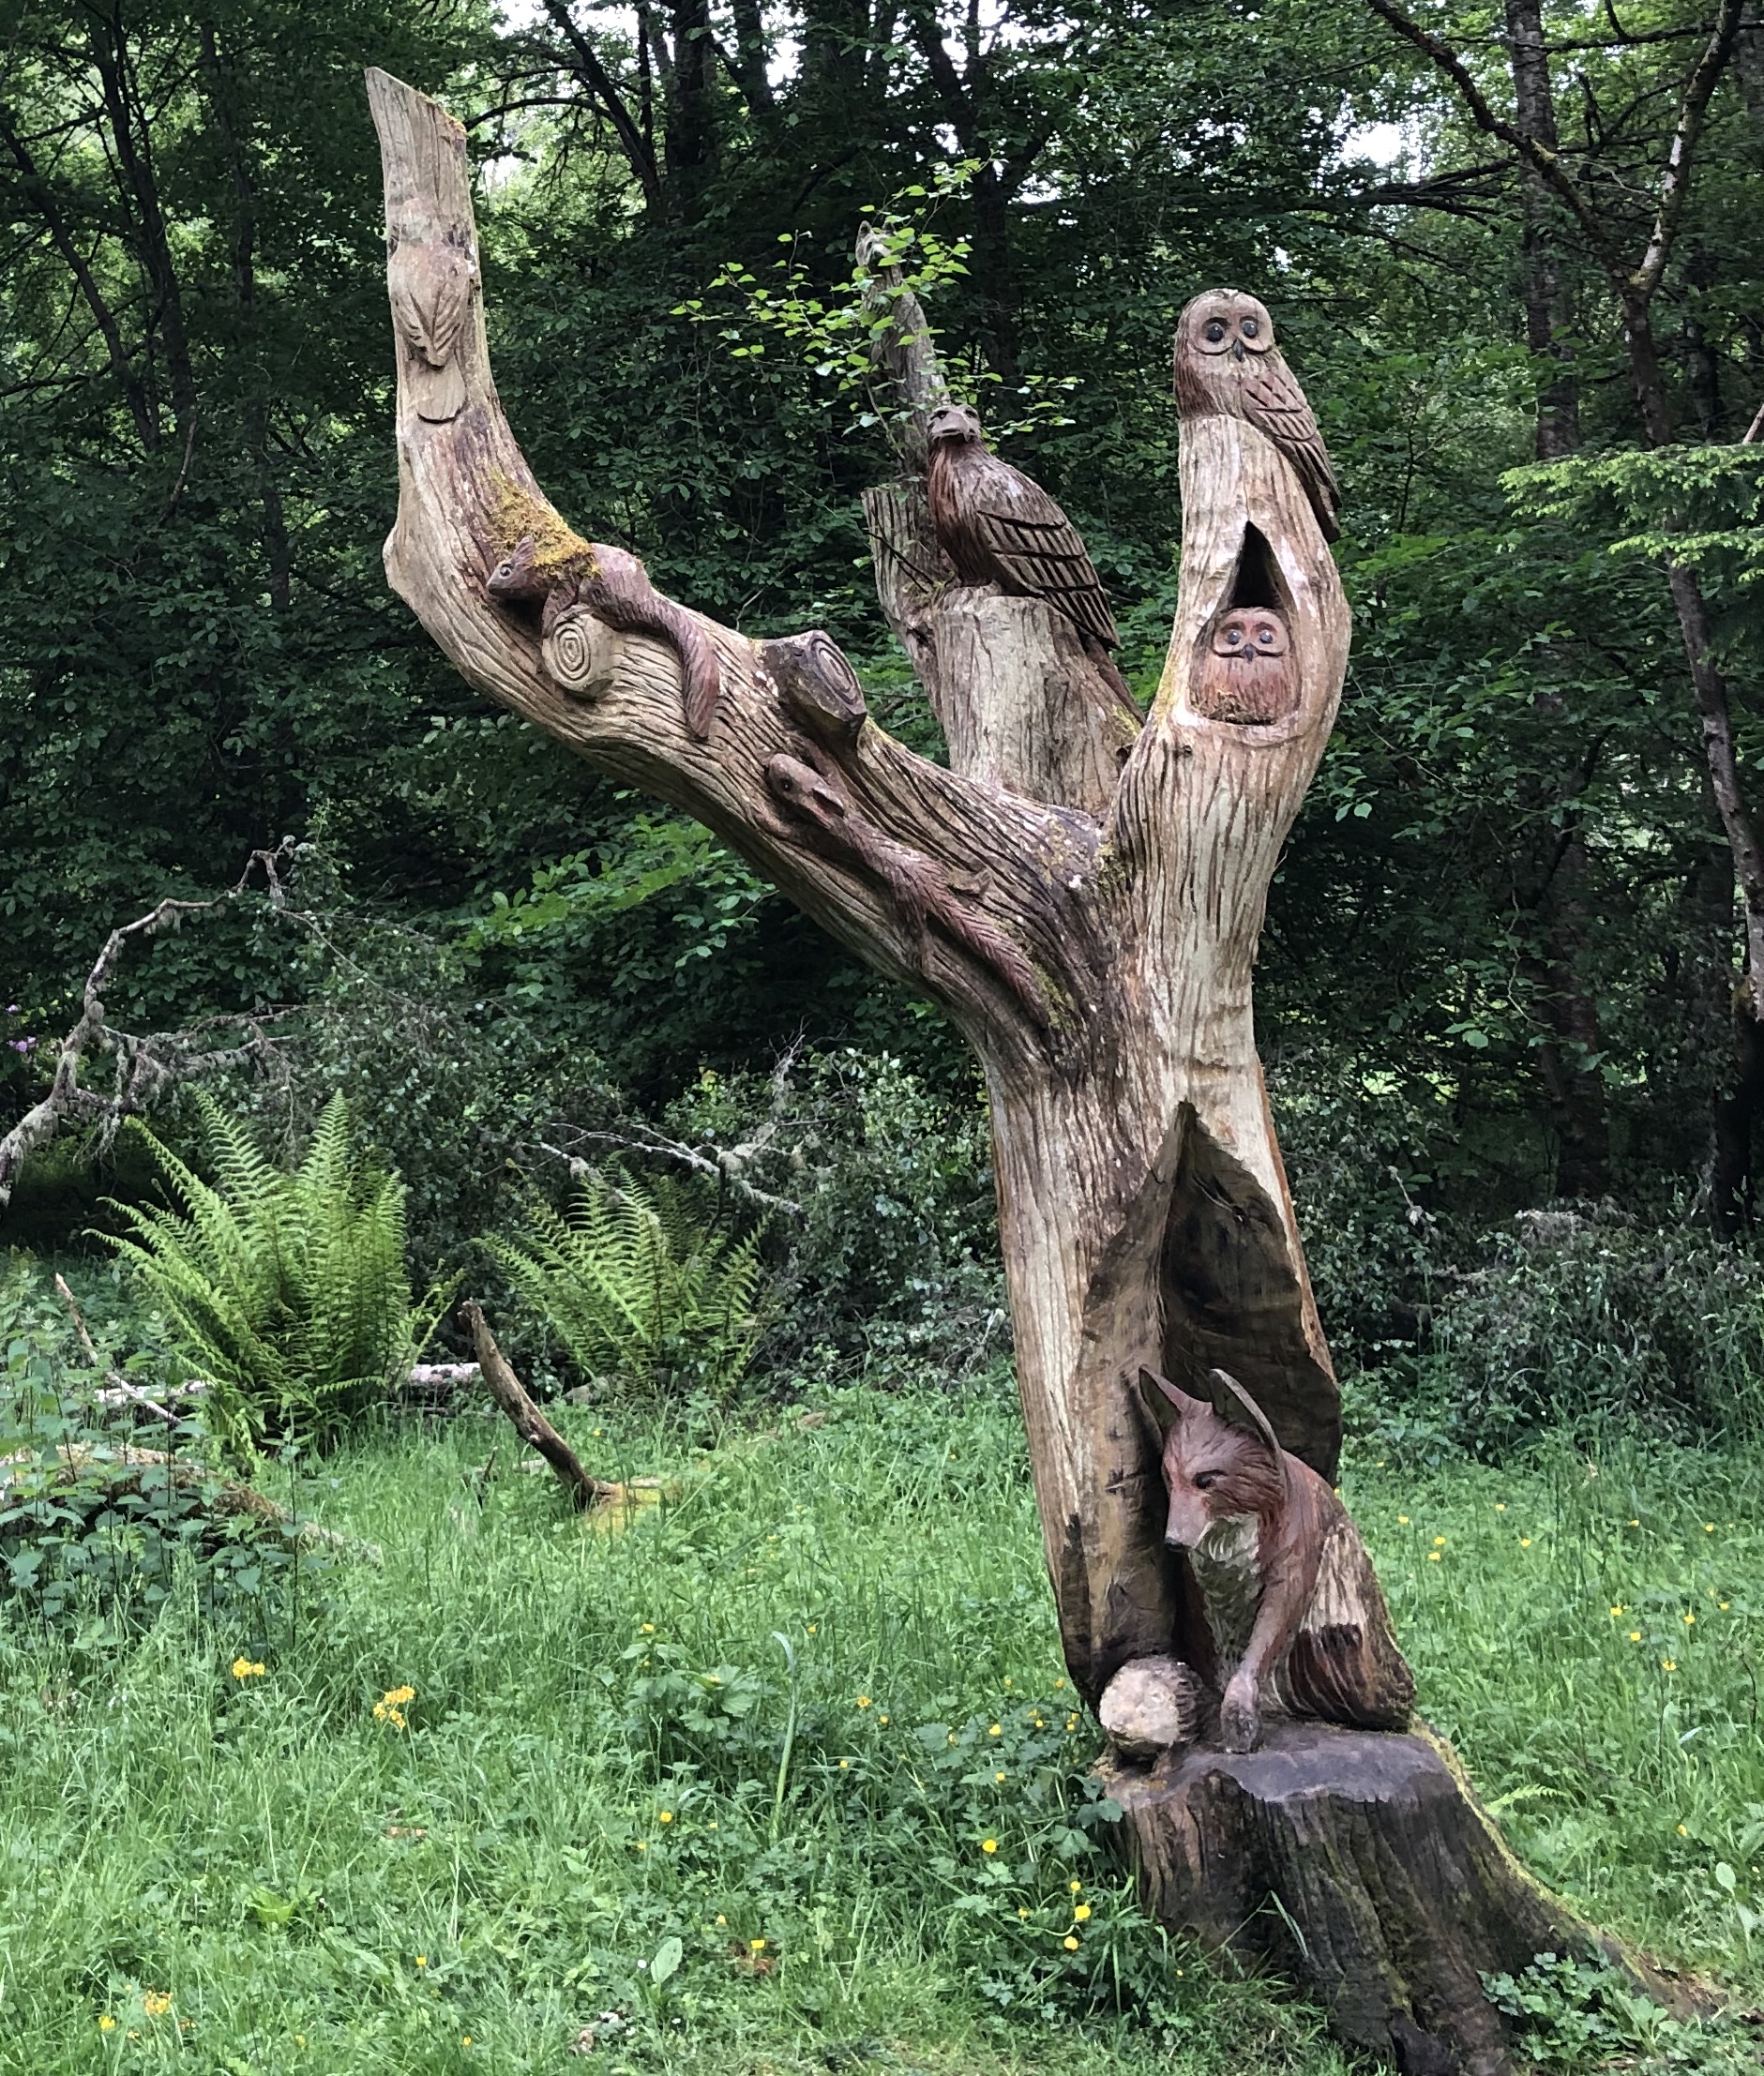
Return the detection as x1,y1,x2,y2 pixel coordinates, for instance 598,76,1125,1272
1138,1365,1413,1753
486,534,722,740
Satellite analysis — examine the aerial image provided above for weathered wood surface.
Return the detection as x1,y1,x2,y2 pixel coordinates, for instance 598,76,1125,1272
368,64,1342,1701
366,70,1656,2067
1106,1723,1684,2076
460,1300,616,1511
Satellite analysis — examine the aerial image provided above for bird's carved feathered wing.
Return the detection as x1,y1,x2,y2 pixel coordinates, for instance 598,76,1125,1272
390,246,475,423
1240,352,1341,542
965,455,1118,648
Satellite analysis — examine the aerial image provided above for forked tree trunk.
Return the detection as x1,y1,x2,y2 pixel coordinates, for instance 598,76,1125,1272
366,69,1679,2071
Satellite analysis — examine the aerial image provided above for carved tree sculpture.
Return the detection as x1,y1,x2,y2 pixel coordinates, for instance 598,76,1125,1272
367,72,1681,2075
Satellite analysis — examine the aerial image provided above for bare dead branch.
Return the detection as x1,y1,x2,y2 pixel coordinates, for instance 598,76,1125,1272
460,1300,617,1510
0,843,295,1214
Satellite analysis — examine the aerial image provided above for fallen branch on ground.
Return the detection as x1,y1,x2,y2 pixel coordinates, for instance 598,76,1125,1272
461,1300,619,1510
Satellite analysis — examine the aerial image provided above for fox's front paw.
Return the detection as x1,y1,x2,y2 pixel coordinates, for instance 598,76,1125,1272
1220,1676,1262,1754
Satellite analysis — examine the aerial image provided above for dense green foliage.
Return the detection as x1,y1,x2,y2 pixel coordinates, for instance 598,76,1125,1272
3,0,1761,1258
4,0,1764,2058
105,1093,442,1458
493,1170,765,1398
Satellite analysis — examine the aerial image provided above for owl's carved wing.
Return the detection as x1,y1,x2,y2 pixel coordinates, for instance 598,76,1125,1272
390,245,475,423
1240,353,1341,541
967,456,1118,648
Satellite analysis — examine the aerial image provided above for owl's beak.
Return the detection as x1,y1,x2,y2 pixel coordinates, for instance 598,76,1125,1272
1231,339,1245,362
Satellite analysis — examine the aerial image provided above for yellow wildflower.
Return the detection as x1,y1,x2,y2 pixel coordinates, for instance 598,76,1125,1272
750,1938,767,1952
1629,1631,1642,1642
1018,1907,1030,1919
1433,1537,1446,1548
98,2016,115,2033
879,1715,889,1725
1063,1935,1080,1951
1678,1824,1688,1835
1519,1538,1532,1548
416,1956,428,1969
658,1811,674,1824
143,1993,172,2019
839,1759,850,1769
1070,1879,1082,1893
1662,1660,1678,1672
988,1722,1002,1737
1074,1903,1092,1922
1609,1605,1623,1617
856,1695,872,1708
1495,1503,1506,1512
1705,1524,1715,1533
981,1839,999,1854
231,1658,265,1680
1684,1613,1696,1626
373,1684,415,1730
995,1770,1006,1783
641,1622,655,1633
1398,1514,1410,1525
1427,1552,1441,1563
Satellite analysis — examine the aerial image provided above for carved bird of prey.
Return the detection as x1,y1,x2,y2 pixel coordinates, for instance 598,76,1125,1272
1171,290,1340,543
925,402,1118,651
389,233,477,424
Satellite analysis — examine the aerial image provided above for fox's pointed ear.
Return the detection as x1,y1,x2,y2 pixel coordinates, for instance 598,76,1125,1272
1135,1365,1205,1437
1206,1368,1289,1491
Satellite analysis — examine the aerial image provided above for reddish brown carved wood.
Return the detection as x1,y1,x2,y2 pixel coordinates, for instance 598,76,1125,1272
1126,1365,1413,1754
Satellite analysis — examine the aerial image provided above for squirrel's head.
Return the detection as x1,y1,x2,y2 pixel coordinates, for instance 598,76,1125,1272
1137,1367,1288,1548
485,534,541,598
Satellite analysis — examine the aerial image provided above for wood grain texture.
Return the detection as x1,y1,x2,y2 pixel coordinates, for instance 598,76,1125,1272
1107,1724,1688,2076
365,78,1656,2067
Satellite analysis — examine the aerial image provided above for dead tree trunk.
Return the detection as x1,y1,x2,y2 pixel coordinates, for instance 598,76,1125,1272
366,69,1667,2070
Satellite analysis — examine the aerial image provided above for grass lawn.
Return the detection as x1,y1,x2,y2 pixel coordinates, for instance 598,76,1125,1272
3,1366,1762,2074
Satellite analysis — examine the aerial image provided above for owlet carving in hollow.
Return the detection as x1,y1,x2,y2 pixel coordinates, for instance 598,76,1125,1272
1172,291,1340,543
1192,605,1299,725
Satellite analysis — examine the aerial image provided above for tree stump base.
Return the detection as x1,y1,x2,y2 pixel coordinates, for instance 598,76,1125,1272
1105,1720,1680,2076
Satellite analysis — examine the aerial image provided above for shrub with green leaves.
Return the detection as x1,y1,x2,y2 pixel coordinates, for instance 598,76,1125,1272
493,1168,764,1399
103,1091,445,1459
1432,1208,1764,1451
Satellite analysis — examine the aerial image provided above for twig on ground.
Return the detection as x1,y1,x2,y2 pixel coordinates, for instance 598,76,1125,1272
53,1273,179,1426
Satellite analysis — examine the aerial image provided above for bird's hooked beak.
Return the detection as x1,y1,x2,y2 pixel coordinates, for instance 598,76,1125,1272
1231,338,1246,363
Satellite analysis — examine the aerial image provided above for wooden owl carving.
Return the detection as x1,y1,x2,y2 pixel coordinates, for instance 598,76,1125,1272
389,233,477,424
1172,291,1340,543
1191,605,1299,725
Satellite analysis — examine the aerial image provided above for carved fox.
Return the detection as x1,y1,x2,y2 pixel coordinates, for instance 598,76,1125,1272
1138,1365,1413,1753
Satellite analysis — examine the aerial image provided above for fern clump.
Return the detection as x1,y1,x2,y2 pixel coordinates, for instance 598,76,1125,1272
104,1092,445,1460
494,1169,763,1399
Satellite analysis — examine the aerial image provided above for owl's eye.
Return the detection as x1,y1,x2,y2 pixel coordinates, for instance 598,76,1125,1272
1204,319,1228,343
1242,317,1259,338
1257,624,1275,644
1224,625,1244,645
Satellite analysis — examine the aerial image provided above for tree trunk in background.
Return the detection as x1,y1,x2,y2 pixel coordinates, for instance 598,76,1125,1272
1502,0,1578,459
366,69,1680,2068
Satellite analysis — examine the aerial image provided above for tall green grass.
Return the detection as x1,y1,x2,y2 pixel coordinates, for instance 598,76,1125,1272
1,1370,1760,2073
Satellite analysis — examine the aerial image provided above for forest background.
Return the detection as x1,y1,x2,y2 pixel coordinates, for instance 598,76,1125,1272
2,0,1764,2068
7,0,1764,1409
